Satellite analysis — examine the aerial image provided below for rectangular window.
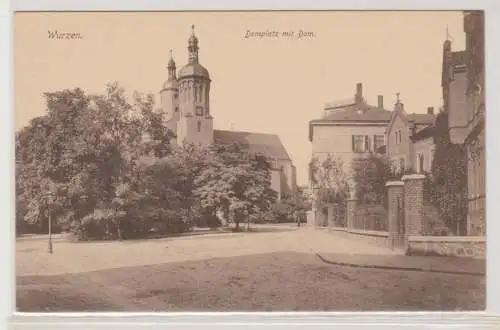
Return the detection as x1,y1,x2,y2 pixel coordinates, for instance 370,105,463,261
399,157,405,172
374,134,385,150
395,129,403,145
352,135,365,153
418,153,425,173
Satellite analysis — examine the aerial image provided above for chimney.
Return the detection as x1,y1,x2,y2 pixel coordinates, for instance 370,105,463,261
377,95,384,109
355,83,363,103
427,106,434,115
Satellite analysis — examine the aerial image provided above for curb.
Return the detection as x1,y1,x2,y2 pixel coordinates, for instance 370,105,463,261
315,253,485,277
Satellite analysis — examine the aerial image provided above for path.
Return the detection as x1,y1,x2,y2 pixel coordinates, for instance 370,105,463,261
16,226,398,277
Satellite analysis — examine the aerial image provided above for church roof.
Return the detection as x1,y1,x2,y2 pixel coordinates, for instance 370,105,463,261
213,129,291,161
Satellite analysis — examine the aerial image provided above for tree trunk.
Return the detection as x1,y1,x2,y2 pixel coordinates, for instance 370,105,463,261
116,220,123,240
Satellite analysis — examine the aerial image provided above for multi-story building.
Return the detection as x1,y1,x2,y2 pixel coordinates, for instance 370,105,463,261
442,11,485,235
438,11,485,236
463,11,485,235
308,83,392,224
309,83,391,177
385,97,436,174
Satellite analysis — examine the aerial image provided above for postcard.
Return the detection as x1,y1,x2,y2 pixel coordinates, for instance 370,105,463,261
14,10,485,313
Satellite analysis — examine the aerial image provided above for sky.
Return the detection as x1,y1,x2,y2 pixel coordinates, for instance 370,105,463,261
14,11,466,186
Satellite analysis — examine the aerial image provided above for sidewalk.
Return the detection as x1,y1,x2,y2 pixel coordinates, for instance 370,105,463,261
316,252,485,276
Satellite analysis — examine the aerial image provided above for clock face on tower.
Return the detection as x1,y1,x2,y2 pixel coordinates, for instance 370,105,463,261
196,106,203,116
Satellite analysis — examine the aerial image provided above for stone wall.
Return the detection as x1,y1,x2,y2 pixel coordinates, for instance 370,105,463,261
329,227,389,249
407,236,485,259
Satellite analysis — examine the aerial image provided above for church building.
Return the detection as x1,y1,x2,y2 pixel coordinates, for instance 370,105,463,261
159,26,297,200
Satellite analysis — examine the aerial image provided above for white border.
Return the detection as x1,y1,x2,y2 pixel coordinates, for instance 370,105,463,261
4,0,500,328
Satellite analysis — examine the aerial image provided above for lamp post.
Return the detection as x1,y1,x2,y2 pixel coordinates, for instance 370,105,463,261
47,183,56,254
48,204,53,254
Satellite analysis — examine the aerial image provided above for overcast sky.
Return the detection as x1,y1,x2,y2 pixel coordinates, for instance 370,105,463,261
14,11,466,185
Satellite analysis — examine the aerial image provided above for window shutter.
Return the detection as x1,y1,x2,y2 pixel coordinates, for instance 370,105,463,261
364,135,370,152
352,135,355,152
373,134,377,150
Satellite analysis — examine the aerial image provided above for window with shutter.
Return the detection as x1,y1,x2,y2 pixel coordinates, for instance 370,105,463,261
374,134,385,150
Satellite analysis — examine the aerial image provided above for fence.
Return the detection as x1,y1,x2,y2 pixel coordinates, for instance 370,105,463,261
352,203,387,231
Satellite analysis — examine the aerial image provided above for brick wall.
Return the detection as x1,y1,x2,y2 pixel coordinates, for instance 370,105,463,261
408,236,485,259
403,174,426,237
386,181,404,249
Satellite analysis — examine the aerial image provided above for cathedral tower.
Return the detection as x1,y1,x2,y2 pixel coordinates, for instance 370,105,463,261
160,50,179,132
176,25,213,146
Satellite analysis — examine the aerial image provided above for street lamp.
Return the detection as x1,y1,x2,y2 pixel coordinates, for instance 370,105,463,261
47,183,56,254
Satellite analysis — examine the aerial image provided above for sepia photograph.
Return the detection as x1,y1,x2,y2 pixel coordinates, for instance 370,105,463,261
14,10,485,313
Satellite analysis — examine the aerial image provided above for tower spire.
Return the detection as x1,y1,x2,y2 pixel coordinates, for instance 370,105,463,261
167,49,176,80
188,24,199,64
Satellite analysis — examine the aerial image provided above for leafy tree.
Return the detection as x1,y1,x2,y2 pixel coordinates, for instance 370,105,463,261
194,143,277,231
309,154,350,205
351,154,393,205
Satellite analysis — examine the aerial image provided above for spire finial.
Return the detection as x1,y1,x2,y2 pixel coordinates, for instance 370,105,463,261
396,92,400,102
169,49,172,57
191,24,195,34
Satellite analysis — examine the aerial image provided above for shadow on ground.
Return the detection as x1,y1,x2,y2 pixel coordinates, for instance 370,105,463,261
17,224,299,246
17,251,485,312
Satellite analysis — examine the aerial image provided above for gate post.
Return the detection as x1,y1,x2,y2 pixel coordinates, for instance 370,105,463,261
402,174,426,253
386,181,405,250
327,204,335,229
346,197,357,230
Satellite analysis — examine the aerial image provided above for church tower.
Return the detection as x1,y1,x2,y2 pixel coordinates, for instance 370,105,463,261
176,25,213,146
160,50,180,133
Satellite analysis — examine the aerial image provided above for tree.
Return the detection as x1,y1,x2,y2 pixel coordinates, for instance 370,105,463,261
15,83,180,239
309,154,350,205
351,153,395,206
194,143,277,231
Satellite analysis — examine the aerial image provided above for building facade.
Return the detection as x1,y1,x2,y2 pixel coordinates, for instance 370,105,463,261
385,98,436,174
159,26,297,200
440,11,485,235
463,11,485,236
309,83,391,178
457,11,485,235
308,83,391,225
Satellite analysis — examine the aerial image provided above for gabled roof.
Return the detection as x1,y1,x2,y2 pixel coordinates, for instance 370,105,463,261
410,125,435,142
324,97,356,110
407,113,435,125
310,104,392,124
213,129,291,161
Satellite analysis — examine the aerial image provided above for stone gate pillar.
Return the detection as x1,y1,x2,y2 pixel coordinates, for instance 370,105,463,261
327,204,334,229
386,180,404,249
346,197,357,230
402,174,426,249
